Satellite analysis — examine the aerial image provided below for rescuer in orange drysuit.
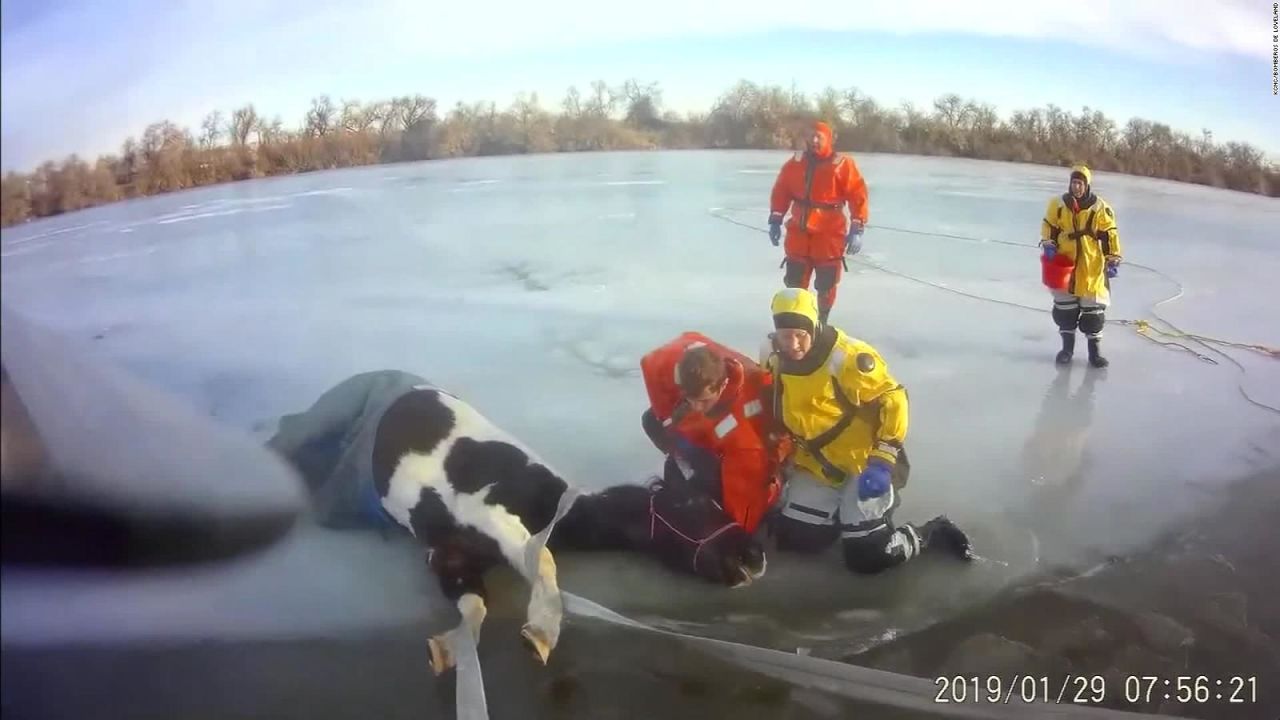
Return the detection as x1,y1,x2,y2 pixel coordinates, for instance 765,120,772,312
768,120,870,326
639,332,790,535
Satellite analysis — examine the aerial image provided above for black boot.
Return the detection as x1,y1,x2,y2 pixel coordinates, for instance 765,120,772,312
1088,339,1109,368
916,516,974,561
1055,332,1075,365
818,307,830,327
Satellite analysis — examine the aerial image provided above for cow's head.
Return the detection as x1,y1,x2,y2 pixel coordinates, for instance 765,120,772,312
701,521,767,589
649,477,767,588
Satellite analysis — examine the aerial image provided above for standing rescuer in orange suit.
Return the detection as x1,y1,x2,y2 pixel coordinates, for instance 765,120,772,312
768,120,870,326
639,332,790,535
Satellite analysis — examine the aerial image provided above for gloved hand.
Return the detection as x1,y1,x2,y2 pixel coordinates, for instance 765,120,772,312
1041,242,1058,259
764,474,782,509
856,457,893,500
1105,258,1119,278
670,433,697,460
844,222,864,256
768,215,782,246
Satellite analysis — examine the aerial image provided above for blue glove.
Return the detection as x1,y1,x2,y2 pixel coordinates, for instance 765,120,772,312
843,220,865,255
856,458,893,501
1042,242,1057,259
768,216,782,247
670,434,697,459
1105,260,1119,278
845,229,863,256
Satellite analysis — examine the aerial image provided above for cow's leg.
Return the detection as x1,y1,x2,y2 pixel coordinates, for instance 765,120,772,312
425,550,491,676
471,515,563,666
427,591,487,676
519,545,561,665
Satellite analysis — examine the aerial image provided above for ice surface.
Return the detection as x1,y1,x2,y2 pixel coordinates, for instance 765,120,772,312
3,151,1279,657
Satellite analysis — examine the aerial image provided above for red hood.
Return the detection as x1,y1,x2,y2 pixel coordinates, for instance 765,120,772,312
810,121,834,159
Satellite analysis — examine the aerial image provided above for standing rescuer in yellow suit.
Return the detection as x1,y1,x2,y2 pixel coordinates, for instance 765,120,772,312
759,287,973,574
1040,165,1123,368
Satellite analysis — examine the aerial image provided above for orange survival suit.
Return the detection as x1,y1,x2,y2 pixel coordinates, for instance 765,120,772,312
768,121,869,322
639,332,790,534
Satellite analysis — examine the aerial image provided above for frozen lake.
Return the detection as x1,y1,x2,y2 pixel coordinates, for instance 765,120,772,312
3,150,1278,718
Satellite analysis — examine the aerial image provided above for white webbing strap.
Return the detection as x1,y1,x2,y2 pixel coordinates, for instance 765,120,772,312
453,485,581,720
453,487,1176,720
446,619,489,720
558,592,1187,720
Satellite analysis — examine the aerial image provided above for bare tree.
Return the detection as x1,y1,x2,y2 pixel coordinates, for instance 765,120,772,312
561,86,583,118
814,87,843,127
620,79,664,129
200,111,223,149
585,80,616,118
229,105,259,146
396,94,436,129
305,95,336,137
933,94,967,130
256,115,285,146
3,79,1277,229
341,100,383,133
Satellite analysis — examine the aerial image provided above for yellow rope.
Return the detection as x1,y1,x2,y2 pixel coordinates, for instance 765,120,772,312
1126,319,1280,358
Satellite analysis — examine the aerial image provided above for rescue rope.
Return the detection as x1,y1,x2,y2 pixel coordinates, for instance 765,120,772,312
648,491,739,574
561,591,1173,720
707,208,1280,417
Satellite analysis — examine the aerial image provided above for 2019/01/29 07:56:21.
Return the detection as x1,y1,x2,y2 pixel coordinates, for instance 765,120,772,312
931,674,1259,706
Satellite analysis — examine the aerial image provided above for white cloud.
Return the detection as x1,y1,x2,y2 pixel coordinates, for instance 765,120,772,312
348,0,1264,61
0,0,1266,170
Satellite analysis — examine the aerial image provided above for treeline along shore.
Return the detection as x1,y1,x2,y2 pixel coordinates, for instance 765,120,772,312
3,79,1277,228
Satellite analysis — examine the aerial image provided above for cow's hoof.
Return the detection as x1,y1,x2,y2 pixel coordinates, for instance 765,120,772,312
427,636,455,675
520,624,553,665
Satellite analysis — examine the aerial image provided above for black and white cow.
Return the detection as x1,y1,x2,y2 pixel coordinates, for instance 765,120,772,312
371,385,576,674
268,371,767,676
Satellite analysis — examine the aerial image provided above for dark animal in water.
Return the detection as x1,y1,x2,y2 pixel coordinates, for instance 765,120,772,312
552,475,767,588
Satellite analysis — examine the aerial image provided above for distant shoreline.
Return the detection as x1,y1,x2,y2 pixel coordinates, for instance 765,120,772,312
4,81,1277,229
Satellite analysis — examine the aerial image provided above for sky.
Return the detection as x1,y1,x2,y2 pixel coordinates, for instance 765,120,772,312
1,0,1275,173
